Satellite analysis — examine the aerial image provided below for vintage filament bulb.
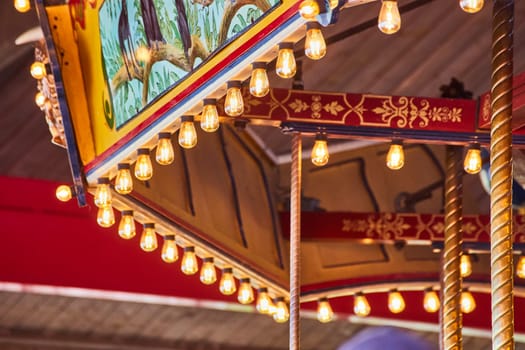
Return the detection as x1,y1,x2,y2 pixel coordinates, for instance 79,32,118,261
250,62,270,98
353,293,371,317
181,246,199,275
97,206,115,228
156,132,174,165
461,289,476,314
388,290,406,314
140,223,158,252
135,148,153,181
460,254,473,278
464,143,482,174
386,140,405,170
94,177,112,208
161,235,178,263
423,288,440,313
178,115,198,149
276,43,296,79
35,92,47,108
317,297,334,323
311,133,329,166
30,62,46,80
459,0,484,13
517,256,525,279
378,0,401,35
305,22,326,60
200,257,217,285
224,81,244,117
237,278,255,304
273,297,289,323
115,163,133,194
14,0,31,13
299,0,319,20
219,267,237,295
56,185,73,202
200,99,220,132
118,210,136,240
256,287,274,314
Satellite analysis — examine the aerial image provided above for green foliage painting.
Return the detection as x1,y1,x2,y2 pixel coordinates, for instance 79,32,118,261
99,0,279,129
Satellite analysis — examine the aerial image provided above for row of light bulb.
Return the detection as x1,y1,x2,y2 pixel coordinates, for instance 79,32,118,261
315,288,477,323
298,0,484,37
311,134,484,174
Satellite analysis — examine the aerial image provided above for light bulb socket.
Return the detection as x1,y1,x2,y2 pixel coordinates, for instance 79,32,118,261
203,98,217,106
278,42,294,50
424,287,434,293
222,267,233,274
258,287,268,293
315,132,327,141
240,278,250,284
121,210,133,216
227,80,242,89
117,163,130,170
164,234,175,241
318,297,328,303
143,223,155,229
97,177,110,185
389,288,399,293
137,148,150,155
158,132,171,139
391,139,403,146
202,257,214,263
180,115,194,123
306,21,322,30
354,291,364,297
184,246,195,253
252,62,267,70
467,142,481,150
273,296,285,303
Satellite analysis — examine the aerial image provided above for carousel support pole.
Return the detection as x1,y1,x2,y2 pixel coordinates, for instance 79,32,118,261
290,133,302,350
490,1,515,349
440,146,463,350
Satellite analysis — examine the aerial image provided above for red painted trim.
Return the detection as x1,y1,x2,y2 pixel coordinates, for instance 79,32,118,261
85,4,300,174
280,211,525,243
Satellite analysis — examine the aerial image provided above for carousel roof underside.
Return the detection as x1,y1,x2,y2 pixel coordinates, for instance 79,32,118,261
1,0,525,349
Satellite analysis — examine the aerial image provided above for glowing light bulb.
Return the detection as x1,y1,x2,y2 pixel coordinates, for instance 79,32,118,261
156,132,174,165
115,163,133,194
97,206,115,228
219,267,237,295
299,0,319,20
161,235,178,263
273,297,289,323
464,143,482,174
311,133,329,166
386,140,404,170
200,257,217,285
224,81,244,117
140,223,158,252
181,246,198,275
423,289,440,313
250,62,270,98
459,0,484,13
178,115,198,149
201,99,220,132
237,278,254,304
30,62,46,80
118,210,136,240
56,185,73,202
35,92,47,108
460,254,473,278
256,287,274,314
461,289,476,314
388,290,405,314
517,256,525,279
353,293,371,317
94,177,112,208
14,0,31,12
378,0,401,35
276,43,296,79
135,46,151,63
317,297,334,323
135,148,153,181
305,22,326,60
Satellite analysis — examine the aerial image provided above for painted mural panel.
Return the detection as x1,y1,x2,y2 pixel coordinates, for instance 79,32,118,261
99,0,279,129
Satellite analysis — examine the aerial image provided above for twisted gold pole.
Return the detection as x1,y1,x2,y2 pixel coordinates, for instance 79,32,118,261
440,146,463,350
290,133,302,350
490,1,515,349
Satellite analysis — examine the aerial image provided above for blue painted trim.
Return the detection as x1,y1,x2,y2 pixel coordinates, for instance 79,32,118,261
281,122,525,146
36,0,87,206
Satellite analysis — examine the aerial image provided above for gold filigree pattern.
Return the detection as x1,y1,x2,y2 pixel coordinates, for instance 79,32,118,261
372,97,463,128
287,95,345,119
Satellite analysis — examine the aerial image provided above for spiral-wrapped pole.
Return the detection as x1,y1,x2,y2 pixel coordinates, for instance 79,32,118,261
289,133,302,350
490,1,515,349
440,146,463,350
